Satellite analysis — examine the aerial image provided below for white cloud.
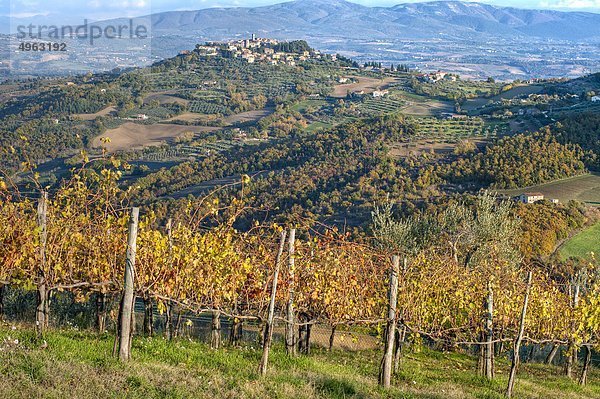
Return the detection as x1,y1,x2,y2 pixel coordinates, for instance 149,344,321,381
540,0,600,8
87,0,148,9
10,11,49,17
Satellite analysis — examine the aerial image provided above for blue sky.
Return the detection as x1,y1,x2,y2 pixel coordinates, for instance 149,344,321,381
1,0,599,22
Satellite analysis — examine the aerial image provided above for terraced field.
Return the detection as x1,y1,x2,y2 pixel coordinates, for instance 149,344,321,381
188,100,231,115
356,97,405,116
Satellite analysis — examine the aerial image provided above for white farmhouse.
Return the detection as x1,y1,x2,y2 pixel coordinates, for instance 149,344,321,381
519,192,544,204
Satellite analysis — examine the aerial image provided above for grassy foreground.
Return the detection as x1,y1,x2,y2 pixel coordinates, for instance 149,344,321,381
0,326,598,399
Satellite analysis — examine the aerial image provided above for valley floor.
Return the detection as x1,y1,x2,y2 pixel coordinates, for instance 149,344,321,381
0,326,598,399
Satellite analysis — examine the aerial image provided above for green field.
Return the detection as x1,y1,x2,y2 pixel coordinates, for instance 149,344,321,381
0,327,598,399
498,173,600,205
291,99,329,113
560,221,600,260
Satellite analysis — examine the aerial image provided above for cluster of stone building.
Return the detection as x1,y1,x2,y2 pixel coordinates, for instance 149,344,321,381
517,192,559,204
417,71,458,83
193,35,328,66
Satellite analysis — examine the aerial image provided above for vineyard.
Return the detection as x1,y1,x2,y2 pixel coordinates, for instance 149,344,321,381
0,165,599,398
356,97,405,116
134,140,241,162
188,100,232,116
410,116,509,141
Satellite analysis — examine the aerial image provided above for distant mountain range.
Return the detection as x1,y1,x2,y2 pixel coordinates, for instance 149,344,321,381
134,0,600,41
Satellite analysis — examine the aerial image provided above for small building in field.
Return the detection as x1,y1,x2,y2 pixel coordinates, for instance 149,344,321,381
519,192,545,204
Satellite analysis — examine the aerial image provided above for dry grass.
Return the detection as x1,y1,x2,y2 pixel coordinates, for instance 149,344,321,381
92,123,220,153
399,100,454,116
73,106,117,121
331,77,397,98
165,112,216,123
223,108,274,125
166,108,273,125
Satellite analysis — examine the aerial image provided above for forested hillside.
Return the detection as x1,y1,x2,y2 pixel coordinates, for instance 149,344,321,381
442,130,588,189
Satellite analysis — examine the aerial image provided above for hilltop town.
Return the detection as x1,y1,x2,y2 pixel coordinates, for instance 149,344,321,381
191,35,331,67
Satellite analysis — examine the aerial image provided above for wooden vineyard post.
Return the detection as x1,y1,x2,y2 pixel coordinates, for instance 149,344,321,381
565,278,580,379
484,280,494,380
117,207,139,361
393,256,408,374
36,191,48,339
259,230,287,375
285,229,297,356
379,255,400,388
506,271,532,398
165,218,173,340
